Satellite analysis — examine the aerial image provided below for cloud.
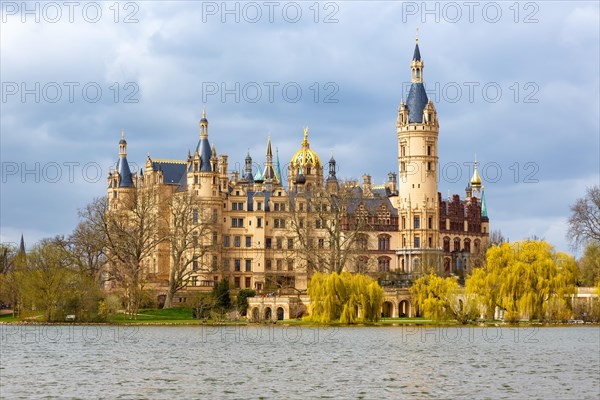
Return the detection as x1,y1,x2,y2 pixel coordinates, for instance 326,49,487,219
1,1,598,254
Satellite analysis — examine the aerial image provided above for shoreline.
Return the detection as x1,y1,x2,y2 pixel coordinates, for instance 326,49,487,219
1,319,598,328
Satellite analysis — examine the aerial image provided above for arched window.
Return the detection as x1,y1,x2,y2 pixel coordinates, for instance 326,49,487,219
443,237,450,252
378,257,390,273
356,234,368,250
378,234,390,251
464,238,471,253
454,237,461,252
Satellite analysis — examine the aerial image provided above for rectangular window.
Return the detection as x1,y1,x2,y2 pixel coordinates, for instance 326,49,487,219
287,238,294,249
266,237,272,249
223,259,229,271
318,239,324,249
234,277,240,289
192,256,198,271
212,232,217,246
257,201,262,211
192,276,198,287
280,204,286,212
234,236,241,248
193,208,199,224
232,202,237,211
280,219,285,228
276,259,283,271
402,217,406,229
257,217,262,228
245,259,251,272
414,216,420,229
245,236,251,248
212,256,217,271
266,259,272,270
274,218,279,228
428,217,433,229
299,202,304,211
234,259,241,272
414,236,420,248
316,219,322,229
299,218,304,228
276,237,283,249
238,202,244,211
428,236,433,248
245,277,251,288
223,236,230,247
274,203,280,211
427,145,431,156
287,259,294,271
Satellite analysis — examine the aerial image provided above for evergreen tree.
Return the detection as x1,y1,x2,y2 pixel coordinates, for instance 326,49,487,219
212,278,232,311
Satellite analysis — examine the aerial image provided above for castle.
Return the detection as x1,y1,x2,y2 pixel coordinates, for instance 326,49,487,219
106,37,489,315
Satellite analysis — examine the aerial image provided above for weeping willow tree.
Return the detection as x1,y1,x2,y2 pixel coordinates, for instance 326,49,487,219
467,241,579,322
306,272,383,323
410,271,462,321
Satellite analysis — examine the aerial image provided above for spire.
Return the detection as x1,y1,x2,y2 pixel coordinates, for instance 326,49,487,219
18,234,25,255
196,109,212,171
115,131,133,187
481,187,488,218
328,152,337,178
406,36,428,123
413,28,421,61
263,136,276,182
274,147,282,184
244,150,254,182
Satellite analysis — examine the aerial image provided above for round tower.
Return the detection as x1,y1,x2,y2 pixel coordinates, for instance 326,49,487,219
396,35,442,274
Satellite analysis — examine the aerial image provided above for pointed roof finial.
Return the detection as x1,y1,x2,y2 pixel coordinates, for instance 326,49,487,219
416,27,419,44
121,129,125,140
302,127,309,147
202,107,206,119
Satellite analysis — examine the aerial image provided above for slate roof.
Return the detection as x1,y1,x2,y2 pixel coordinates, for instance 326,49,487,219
115,156,133,187
152,160,187,185
406,83,428,123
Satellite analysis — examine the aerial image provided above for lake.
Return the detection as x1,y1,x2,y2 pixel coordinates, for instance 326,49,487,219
1,325,598,399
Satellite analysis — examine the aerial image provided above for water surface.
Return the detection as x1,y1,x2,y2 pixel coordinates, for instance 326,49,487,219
1,325,598,399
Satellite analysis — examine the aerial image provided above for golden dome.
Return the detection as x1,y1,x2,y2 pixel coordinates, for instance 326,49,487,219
471,165,482,186
290,128,321,169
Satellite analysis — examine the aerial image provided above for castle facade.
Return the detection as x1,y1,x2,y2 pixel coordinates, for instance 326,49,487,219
106,38,489,308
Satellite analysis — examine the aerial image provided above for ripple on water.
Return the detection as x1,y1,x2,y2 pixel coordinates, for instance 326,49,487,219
1,326,599,399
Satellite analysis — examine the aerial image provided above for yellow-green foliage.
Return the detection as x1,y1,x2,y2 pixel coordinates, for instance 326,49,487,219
467,241,578,321
410,271,459,321
306,272,384,323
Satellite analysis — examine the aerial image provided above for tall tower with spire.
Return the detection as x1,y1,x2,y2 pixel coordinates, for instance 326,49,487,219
396,35,442,273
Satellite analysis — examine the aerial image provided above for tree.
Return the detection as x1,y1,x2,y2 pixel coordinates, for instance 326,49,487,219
20,238,76,321
212,278,232,312
163,192,217,308
467,241,578,321
236,289,256,316
289,183,372,275
577,241,600,287
81,190,165,317
567,186,600,248
305,272,383,323
410,271,475,322
0,243,24,309
65,220,106,283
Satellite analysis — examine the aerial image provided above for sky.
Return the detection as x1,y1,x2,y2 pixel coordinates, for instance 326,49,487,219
1,1,599,254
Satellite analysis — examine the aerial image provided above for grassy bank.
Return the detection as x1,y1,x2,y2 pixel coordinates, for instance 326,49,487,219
1,308,597,327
